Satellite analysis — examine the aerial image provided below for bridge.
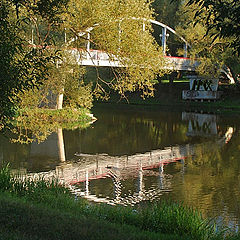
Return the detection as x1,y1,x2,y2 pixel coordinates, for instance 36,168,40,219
64,18,200,71
69,49,199,71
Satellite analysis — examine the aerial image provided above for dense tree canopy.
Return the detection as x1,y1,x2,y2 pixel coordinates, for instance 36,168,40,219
186,0,240,55
3,0,240,129
152,0,181,28
151,0,182,55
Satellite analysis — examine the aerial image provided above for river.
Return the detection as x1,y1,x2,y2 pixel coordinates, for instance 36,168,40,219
0,104,240,229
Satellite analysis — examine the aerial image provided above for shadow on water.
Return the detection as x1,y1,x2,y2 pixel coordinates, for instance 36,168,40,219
0,105,240,230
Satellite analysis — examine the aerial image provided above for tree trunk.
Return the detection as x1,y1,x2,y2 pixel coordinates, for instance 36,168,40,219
56,88,64,110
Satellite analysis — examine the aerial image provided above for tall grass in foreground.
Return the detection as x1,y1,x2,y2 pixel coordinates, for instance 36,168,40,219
84,202,221,240
0,165,236,240
0,164,72,205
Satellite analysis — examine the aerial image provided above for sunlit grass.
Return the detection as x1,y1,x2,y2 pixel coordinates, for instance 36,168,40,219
83,202,223,240
17,107,92,126
161,79,189,83
0,164,69,200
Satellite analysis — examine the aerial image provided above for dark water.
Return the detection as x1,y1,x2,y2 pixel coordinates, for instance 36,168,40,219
1,104,240,229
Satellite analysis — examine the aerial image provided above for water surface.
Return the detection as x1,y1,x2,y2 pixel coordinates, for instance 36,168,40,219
1,104,240,229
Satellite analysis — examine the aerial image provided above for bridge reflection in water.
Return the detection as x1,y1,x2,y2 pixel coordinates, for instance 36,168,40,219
63,145,190,205
25,111,233,206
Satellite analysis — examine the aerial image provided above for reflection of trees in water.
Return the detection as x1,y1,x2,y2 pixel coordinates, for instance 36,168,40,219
0,134,30,169
0,114,91,171
8,109,92,145
171,129,240,225
64,111,189,156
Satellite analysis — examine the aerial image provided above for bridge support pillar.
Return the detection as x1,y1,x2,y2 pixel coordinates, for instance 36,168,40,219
86,32,91,60
159,163,164,189
85,170,89,196
161,27,167,55
184,43,188,58
138,162,144,195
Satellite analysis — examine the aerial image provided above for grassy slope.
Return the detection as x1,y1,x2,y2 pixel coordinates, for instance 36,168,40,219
0,193,188,240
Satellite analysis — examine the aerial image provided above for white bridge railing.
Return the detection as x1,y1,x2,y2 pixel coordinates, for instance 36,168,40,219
68,48,200,71
69,49,122,67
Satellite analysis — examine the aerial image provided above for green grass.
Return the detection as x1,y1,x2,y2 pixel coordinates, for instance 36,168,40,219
161,79,189,83
0,193,181,240
83,202,222,240
0,165,238,240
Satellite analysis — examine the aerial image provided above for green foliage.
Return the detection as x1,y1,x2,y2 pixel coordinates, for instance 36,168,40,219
151,0,183,55
64,79,93,109
83,201,220,240
11,108,92,144
65,0,170,99
186,0,240,56
47,52,93,109
152,0,182,28
0,164,12,191
18,53,93,109
0,1,49,126
175,2,240,79
33,0,69,23
0,0,68,127
0,193,181,240
1,0,171,118
15,0,172,109
0,164,68,199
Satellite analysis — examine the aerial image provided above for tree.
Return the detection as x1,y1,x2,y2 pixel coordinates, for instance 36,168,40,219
151,0,182,56
175,1,240,80
186,0,240,56
0,0,68,128
152,0,182,28
63,0,169,99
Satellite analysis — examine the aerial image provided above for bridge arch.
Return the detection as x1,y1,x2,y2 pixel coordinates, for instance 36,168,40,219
148,19,189,57
67,18,189,58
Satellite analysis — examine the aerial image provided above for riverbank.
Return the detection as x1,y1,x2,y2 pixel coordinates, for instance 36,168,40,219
99,82,240,113
0,193,192,240
0,166,238,240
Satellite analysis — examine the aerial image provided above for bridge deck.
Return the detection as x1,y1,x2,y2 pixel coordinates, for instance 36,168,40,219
69,49,199,71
